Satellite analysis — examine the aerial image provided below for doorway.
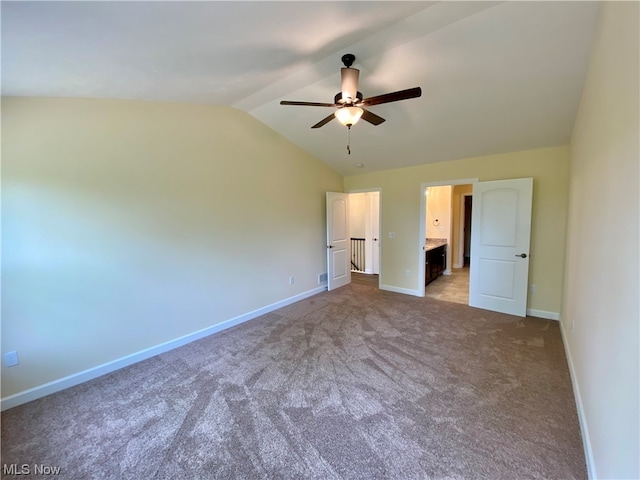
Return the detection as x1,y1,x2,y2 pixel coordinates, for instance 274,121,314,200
463,195,472,267
348,190,380,287
420,178,534,316
423,183,473,304
326,190,381,291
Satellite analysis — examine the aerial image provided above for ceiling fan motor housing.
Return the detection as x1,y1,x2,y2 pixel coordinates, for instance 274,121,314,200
335,91,363,105
340,66,360,103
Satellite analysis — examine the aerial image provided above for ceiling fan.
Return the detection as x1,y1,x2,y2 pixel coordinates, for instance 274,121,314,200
280,53,422,130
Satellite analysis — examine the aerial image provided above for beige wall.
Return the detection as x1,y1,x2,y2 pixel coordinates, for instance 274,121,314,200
1,97,343,399
562,2,639,478
349,193,367,238
425,185,451,241
425,185,452,271
344,145,569,315
451,184,473,267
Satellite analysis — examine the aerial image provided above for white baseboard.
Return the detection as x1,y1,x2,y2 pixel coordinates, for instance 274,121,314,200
380,284,423,297
526,308,560,321
1,286,326,411
559,319,597,479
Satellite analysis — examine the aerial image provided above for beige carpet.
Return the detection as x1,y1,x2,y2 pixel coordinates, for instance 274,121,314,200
1,284,586,479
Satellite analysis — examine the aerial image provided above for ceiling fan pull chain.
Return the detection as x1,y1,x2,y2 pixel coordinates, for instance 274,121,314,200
347,125,351,155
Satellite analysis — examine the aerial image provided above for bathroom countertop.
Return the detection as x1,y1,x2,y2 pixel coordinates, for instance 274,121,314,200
425,238,447,251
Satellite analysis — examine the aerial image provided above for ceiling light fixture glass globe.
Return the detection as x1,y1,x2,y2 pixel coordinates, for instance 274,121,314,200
335,107,364,127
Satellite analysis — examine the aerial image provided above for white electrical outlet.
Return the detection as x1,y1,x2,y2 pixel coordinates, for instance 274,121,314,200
388,232,395,238
529,284,536,294
4,351,19,367
289,276,295,285
405,269,411,277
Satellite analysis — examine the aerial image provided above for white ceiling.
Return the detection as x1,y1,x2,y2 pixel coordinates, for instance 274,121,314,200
2,1,600,175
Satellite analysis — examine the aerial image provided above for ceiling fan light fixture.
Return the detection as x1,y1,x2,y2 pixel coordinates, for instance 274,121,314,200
335,106,363,127
280,53,421,131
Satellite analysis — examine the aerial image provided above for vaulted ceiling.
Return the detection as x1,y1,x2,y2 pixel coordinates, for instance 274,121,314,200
2,1,600,175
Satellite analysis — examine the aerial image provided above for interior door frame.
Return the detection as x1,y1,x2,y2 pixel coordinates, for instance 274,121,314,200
369,191,380,275
457,193,473,268
346,188,382,286
419,179,478,296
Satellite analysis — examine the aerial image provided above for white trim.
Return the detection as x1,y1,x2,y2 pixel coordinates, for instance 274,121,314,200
344,187,382,194
380,284,422,297
559,320,597,479
459,192,472,268
1,286,326,411
526,308,560,321
368,192,381,275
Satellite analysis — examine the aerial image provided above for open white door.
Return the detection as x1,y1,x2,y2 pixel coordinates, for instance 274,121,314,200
469,178,533,317
326,192,351,291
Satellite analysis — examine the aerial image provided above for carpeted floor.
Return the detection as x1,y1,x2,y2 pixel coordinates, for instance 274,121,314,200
351,272,379,288
1,284,586,479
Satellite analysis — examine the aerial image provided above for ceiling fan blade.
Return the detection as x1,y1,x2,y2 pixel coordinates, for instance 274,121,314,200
311,113,336,129
360,87,422,107
280,100,338,107
361,109,385,126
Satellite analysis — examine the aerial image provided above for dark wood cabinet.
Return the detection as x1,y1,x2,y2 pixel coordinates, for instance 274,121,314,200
425,245,447,286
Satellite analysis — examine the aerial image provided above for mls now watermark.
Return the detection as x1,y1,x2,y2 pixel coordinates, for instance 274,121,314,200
3,463,62,475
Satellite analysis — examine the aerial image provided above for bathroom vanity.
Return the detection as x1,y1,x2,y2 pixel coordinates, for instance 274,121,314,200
425,239,447,286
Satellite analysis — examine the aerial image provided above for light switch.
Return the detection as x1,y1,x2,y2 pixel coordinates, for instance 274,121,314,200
4,351,19,367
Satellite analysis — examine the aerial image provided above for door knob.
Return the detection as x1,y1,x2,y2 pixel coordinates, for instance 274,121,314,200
327,245,334,249
516,253,527,258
